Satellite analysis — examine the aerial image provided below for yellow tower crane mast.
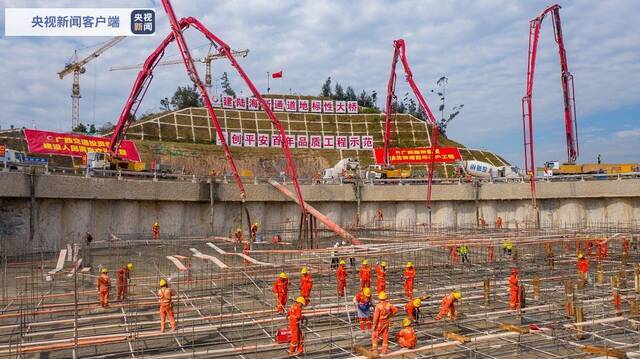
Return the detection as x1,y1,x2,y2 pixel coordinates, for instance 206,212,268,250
57,36,125,129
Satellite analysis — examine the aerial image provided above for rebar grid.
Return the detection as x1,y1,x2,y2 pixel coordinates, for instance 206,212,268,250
0,223,639,358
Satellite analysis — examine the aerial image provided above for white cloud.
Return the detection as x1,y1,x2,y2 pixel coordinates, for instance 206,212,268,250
0,0,639,165
614,128,640,139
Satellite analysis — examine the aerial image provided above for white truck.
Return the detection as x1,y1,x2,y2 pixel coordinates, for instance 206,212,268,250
461,160,522,179
322,158,359,182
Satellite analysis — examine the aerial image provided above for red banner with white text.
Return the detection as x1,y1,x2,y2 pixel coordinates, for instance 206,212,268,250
24,129,140,162
373,147,461,164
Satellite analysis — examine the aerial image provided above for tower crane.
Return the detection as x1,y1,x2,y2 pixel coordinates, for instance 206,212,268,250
57,36,125,129
521,4,577,208
109,46,249,93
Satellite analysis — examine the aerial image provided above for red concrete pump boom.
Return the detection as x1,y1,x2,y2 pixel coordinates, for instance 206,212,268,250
383,39,439,209
522,4,578,208
108,0,307,218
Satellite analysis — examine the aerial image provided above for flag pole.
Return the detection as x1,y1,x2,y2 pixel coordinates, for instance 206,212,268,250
267,72,270,94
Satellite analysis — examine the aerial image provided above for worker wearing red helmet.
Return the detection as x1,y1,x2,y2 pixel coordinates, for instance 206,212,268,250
509,268,520,311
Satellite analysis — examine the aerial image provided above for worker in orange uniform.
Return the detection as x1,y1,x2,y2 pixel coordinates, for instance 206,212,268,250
395,318,417,349
479,217,486,228
495,216,503,229
595,239,602,260
234,228,243,243
242,240,251,268
116,263,133,302
287,296,306,355
336,259,347,297
436,290,462,321
375,261,387,294
450,246,459,265
359,259,371,289
97,268,111,308
623,237,630,256
488,244,494,263
601,239,608,258
273,272,289,313
250,222,259,242
371,291,398,354
353,287,372,331
152,222,160,240
300,267,313,305
403,261,416,298
509,268,520,311
577,253,589,284
158,278,177,332
405,297,421,323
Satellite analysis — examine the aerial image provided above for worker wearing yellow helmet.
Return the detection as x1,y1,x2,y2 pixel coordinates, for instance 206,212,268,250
287,296,306,355
395,317,417,348
405,297,422,322
158,278,177,332
360,259,371,289
403,261,416,298
300,266,313,305
273,272,289,313
152,221,160,240
97,267,111,308
353,287,373,332
372,291,399,354
375,261,387,295
116,263,134,302
250,222,259,241
234,228,243,242
336,259,347,297
436,290,462,321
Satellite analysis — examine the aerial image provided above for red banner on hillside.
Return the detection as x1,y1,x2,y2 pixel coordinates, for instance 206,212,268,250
373,147,461,164
24,129,140,162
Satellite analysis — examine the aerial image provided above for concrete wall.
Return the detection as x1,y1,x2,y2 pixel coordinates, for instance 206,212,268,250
1,172,639,255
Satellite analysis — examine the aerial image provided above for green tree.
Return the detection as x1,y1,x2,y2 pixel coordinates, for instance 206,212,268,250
431,76,463,135
321,77,332,98
88,124,96,134
220,72,236,97
72,123,87,134
334,83,345,100
169,85,203,110
97,122,115,134
345,86,357,101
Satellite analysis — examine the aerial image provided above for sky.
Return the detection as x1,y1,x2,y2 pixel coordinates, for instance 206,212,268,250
1,0,639,167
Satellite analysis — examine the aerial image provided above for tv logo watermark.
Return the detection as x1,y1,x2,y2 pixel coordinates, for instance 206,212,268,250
5,8,155,36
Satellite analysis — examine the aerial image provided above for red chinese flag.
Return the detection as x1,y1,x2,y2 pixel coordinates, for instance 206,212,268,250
272,71,283,78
